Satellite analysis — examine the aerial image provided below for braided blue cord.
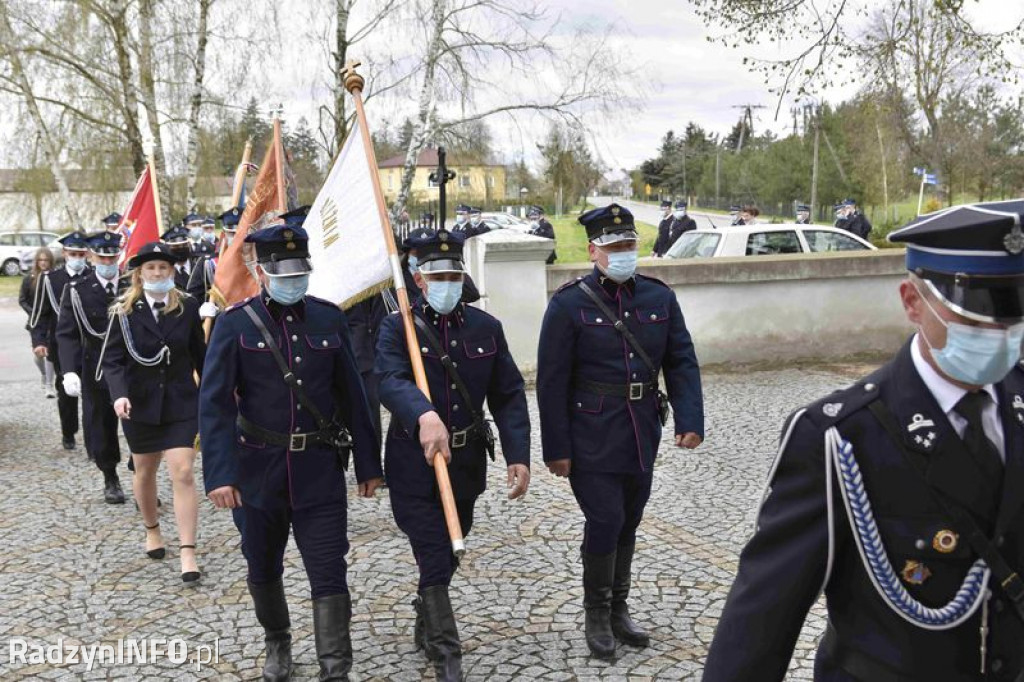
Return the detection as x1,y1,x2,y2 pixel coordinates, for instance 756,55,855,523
835,436,988,627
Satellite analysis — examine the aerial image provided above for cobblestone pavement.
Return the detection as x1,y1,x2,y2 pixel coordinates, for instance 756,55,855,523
0,359,867,680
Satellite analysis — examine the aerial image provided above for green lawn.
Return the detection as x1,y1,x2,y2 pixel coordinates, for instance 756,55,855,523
551,216,659,264
0,275,22,299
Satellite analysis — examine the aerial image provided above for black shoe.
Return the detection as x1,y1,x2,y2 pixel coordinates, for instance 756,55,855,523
313,593,353,681
62,437,75,450
180,544,201,586
582,551,617,659
420,585,463,682
610,541,650,647
144,522,165,559
103,474,126,504
248,579,293,682
412,595,431,657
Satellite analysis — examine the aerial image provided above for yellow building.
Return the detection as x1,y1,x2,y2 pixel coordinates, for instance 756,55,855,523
378,148,507,206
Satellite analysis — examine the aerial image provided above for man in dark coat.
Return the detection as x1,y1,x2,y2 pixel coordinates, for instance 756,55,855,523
527,205,556,264
665,200,697,250
200,212,383,682
651,199,673,257
537,203,704,659
375,228,530,681
704,201,1024,681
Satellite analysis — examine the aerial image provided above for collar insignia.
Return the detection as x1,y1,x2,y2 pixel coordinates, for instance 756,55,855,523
1005,224,1024,255
822,402,843,417
907,413,935,433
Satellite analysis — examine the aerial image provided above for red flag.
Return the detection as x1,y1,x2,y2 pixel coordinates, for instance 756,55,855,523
117,167,161,270
211,119,289,307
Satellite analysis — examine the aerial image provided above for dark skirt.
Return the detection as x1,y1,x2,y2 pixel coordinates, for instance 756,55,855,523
122,417,197,454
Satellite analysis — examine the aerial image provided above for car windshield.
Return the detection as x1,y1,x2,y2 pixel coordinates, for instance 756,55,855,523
804,230,869,252
666,232,720,258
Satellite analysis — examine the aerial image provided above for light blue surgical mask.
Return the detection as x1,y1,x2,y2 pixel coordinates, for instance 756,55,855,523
66,257,86,273
267,274,309,306
426,280,463,315
143,277,175,294
673,209,685,219
601,249,638,283
95,263,119,280
407,255,419,276
188,227,203,241
202,231,216,244
919,288,1024,385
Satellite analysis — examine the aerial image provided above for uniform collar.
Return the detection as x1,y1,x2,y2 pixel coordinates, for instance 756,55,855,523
910,332,999,416
261,289,306,322
417,296,466,327
591,265,636,297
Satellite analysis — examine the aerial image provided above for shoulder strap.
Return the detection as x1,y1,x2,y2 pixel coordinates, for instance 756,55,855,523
412,313,485,427
868,399,1024,623
242,305,331,432
577,280,659,380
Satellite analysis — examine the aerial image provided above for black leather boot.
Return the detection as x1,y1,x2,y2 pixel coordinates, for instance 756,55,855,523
610,540,650,647
582,551,617,659
420,585,463,681
412,595,431,657
247,579,293,682
313,593,353,681
103,471,125,504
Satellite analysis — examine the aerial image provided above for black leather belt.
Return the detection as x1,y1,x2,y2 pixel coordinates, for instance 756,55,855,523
237,415,334,452
575,379,656,401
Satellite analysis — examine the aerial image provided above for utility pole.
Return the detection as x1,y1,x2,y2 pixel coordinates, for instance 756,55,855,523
715,149,721,205
731,104,767,152
810,107,820,221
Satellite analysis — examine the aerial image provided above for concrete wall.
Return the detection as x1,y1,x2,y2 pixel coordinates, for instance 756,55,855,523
547,251,914,365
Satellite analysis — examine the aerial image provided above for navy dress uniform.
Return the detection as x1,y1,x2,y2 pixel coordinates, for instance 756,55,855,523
30,230,90,450
537,203,704,658
666,200,697,248
796,203,812,224
160,226,193,290
652,199,673,256
703,202,1024,681
56,231,125,503
527,205,556,264
199,216,382,682
375,229,530,681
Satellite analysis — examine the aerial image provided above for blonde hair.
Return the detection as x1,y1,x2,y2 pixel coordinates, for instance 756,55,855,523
30,247,54,285
111,267,184,316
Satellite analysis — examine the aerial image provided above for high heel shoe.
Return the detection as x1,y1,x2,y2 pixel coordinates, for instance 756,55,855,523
144,522,165,560
180,544,201,586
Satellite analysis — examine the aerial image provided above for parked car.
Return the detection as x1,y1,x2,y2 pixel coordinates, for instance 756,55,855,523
0,231,59,275
19,236,65,273
481,212,532,232
663,223,876,259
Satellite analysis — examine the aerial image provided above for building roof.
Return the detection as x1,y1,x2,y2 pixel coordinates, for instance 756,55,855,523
378,147,504,169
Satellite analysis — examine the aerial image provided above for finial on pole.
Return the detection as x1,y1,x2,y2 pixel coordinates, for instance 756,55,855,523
343,59,364,93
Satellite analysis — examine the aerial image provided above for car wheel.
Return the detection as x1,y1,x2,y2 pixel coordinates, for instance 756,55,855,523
2,259,21,276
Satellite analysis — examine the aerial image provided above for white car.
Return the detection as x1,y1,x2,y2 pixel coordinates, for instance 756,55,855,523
0,231,59,275
663,223,876,259
481,212,532,232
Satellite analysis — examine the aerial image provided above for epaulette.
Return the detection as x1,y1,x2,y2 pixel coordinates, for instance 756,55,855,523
801,369,885,429
554,276,584,295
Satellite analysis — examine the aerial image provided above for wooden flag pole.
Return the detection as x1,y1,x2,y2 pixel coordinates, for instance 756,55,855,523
343,60,465,557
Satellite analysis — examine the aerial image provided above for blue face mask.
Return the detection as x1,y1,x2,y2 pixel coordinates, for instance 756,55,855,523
267,274,309,306
407,255,419,276
673,209,685,219
143,277,175,294
919,288,1024,385
601,249,638,283
66,256,86,273
188,227,203,241
202,232,216,244
95,263,119,280
426,280,463,315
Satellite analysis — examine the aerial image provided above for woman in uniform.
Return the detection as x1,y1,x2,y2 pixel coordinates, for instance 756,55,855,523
102,242,206,585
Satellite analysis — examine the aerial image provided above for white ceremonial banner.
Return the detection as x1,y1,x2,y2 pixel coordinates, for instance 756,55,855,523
306,116,391,308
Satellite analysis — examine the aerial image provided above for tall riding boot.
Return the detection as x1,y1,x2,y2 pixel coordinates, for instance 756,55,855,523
610,540,650,647
582,551,617,659
247,579,293,682
313,593,353,681
420,585,463,682
412,595,432,658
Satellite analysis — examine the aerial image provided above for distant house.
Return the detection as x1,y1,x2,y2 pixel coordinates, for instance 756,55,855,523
377,148,508,206
0,168,235,232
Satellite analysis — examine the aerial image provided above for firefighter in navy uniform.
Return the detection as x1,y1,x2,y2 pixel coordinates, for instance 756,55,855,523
703,201,1024,682
30,230,91,450
375,229,530,682
199,213,383,682
651,199,673,257
795,203,811,224
527,205,556,264
537,203,704,659
665,200,697,250
160,225,193,290
56,231,126,503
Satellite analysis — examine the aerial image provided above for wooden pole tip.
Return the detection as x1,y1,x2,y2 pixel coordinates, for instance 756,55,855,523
343,59,364,93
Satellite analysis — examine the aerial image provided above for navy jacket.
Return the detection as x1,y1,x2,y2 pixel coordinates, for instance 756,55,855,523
703,340,1024,681
56,273,125,379
102,293,205,425
667,215,697,248
653,215,673,256
537,268,704,473
30,266,90,354
375,300,530,500
199,293,382,511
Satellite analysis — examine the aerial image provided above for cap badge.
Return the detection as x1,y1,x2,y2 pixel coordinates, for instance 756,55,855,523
440,231,449,242
613,217,622,224
1005,223,1024,255
283,229,294,240
933,529,959,554
611,206,620,215
901,560,932,585
153,245,162,253
440,243,450,252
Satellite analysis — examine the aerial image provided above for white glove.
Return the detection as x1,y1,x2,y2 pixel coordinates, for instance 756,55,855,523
63,372,81,397
199,301,219,319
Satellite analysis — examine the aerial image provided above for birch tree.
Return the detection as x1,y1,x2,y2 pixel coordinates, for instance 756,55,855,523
185,0,213,211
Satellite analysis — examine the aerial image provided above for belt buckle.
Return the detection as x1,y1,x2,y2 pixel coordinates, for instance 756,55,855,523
451,430,468,448
629,382,644,401
290,433,307,452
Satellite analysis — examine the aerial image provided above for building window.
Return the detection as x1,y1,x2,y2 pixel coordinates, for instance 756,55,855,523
388,172,393,190
486,174,494,188
459,172,471,188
